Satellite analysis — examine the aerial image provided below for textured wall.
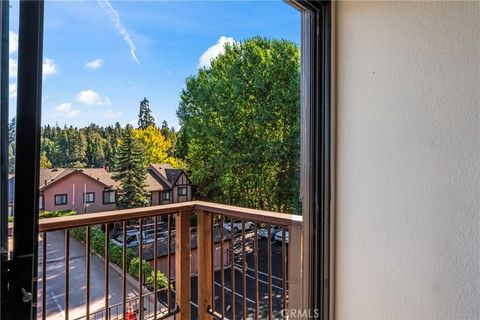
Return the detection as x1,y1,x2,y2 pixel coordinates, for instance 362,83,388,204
335,2,479,318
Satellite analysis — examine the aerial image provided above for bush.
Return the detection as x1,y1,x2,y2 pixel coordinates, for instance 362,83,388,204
147,270,171,289
128,257,152,277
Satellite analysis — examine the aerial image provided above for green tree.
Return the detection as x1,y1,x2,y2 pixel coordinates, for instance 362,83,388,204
138,98,156,129
177,37,301,214
112,125,149,208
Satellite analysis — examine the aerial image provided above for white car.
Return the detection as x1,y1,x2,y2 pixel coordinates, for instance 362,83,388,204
223,219,254,233
274,230,289,244
258,225,282,239
111,228,167,248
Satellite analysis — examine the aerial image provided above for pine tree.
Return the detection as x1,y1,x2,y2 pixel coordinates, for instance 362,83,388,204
112,125,149,208
138,98,156,129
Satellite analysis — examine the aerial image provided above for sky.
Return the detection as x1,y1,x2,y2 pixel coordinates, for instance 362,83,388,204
9,0,300,130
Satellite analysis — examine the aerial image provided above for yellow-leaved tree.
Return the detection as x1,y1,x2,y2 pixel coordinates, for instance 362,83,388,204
134,125,183,167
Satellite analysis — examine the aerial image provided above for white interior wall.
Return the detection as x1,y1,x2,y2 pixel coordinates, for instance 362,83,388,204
335,2,479,318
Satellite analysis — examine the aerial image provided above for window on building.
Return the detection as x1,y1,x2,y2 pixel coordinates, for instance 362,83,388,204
39,193,44,210
178,187,187,196
162,191,170,201
84,192,95,203
149,192,153,205
103,191,116,204
54,194,67,206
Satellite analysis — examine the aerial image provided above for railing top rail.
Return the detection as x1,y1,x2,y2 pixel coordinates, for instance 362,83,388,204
38,201,302,232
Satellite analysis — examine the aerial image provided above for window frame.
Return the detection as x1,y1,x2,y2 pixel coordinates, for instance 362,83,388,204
288,0,333,317
83,192,95,204
102,190,116,205
162,191,170,201
178,186,187,196
54,194,68,206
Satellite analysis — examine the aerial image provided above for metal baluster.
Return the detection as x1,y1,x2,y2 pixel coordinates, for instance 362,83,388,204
167,214,172,311
138,219,144,319
242,220,247,320
65,229,70,320
104,224,109,318
122,221,127,319
42,232,47,320
154,216,158,319
254,224,259,320
86,226,91,319
268,225,272,319
230,221,236,319
220,215,225,318
282,226,287,314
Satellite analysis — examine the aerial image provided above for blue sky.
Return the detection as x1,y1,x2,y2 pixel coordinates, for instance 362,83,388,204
9,1,300,129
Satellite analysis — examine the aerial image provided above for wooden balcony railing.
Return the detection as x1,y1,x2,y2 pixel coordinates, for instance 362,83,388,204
37,201,303,320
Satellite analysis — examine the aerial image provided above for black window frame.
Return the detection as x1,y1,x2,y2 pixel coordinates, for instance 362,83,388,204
102,190,116,204
289,1,332,317
83,192,95,204
178,186,187,196
54,194,67,206
162,190,170,200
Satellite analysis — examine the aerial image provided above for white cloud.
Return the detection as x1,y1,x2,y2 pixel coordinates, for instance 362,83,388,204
9,83,16,99
9,58,17,78
104,109,122,118
198,36,236,68
76,90,111,105
97,0,140,64
43,58,57,77
9,31,18,54
85,58,105,70
56,103,72,112
55,103,80,118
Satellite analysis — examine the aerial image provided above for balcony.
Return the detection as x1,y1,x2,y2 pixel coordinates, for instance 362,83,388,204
36,201,303,319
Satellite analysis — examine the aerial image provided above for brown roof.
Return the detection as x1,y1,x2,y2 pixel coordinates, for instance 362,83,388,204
150,163,184,185
37,164,187,192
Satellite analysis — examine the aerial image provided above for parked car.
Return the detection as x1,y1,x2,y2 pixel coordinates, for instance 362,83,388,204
111,228,167,248
223,219,254,233
258,225,282,239
274,230,289,244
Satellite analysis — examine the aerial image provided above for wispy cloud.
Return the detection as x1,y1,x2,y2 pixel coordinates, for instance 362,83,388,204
104,109,123,118
55,103,80,118
85,58,105,70
199,36,236,68
77,90,111,106
97,0,140,64
9,31,18,54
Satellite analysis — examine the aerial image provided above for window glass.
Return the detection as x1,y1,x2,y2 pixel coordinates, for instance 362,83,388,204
39,195,44,210
54,194,67,205
163,191,170,200
178,187,187,196
103,191,116,204
84,192,95,203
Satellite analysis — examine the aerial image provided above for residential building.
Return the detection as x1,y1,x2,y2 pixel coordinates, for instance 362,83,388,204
8,163,192,214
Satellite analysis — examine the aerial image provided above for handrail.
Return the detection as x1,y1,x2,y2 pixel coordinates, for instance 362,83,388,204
39,201,302,232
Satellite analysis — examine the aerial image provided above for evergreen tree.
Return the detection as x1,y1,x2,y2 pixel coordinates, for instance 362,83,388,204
138,98,155,129
112,125,149,208
8,118,16,173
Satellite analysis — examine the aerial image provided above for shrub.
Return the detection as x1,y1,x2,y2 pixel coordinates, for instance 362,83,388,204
147,270,171,289
128,257,152,277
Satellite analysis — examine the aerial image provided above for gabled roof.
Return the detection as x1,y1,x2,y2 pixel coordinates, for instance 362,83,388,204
149,163,185,186
13,164,188,193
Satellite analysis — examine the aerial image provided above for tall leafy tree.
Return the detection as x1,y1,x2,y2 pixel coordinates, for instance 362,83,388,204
138,98,156,129
177,37,301,214
112,125,149,208
135,126,182,167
